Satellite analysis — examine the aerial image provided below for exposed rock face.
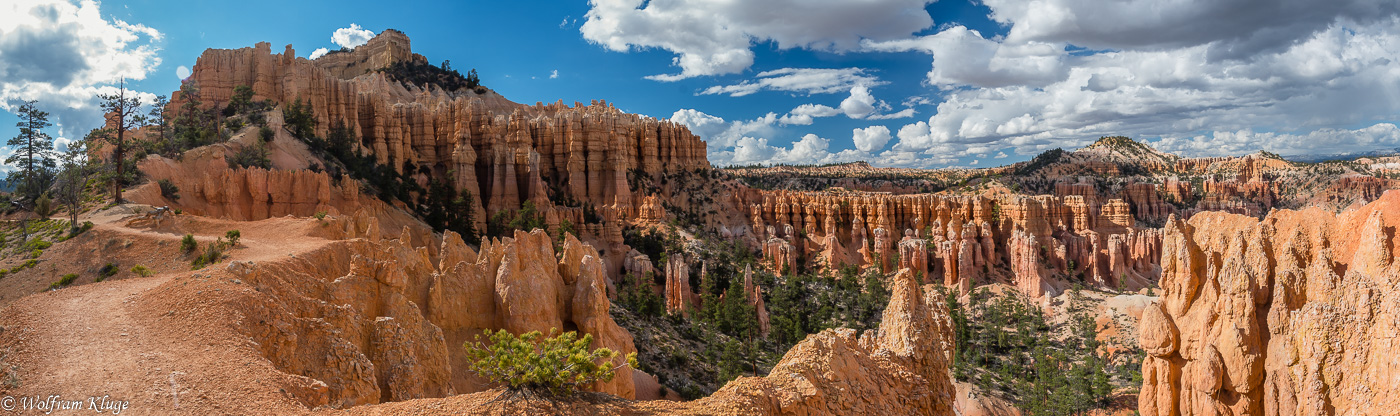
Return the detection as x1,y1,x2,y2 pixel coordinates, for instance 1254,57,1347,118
746,189,1162,297
690,269,956,414
312,29,421,79
663,255,694,316
1138,190,1400,415
180,32,709,234
228,224,639,407
133,146,356,221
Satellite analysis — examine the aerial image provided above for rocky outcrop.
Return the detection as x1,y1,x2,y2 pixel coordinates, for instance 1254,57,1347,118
312,29,422,79
1138,190,1400,415
663,255,694,316
228,225,640,408
132,145,358,221
746,189,1162,297
179,33,709,232
689,269,956,414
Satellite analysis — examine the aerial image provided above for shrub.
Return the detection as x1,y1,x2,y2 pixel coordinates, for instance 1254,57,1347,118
465,328,637,397
191,238,228,270
158,179,181,201
34,193,52,219
259,126,274,142
225,230,241,246
28,249,41,259
313,210,327,220
23,240,51,250
227,142,271,170
100,263,119,278
130,264,153,277
181,234,197,253
69,221,94,237
51,273,78,289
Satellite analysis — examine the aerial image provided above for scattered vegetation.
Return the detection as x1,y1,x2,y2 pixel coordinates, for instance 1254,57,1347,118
616,272,664,318
944,286,1126,414
227,141,272,170
379,60,483,93
50,273,78,290
224,230,241,246
486,201,546,239
181,234,197,253
99,263,119,279
130,264,153,277
191,237,231,270
464,328,637,398
158,179,181,200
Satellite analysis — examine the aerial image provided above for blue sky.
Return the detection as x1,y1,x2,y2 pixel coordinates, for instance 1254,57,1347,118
3,0,1400,170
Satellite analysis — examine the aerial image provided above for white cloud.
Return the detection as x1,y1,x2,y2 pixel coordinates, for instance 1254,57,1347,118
867,108,915,120
670,108,778,152
0,0,162,139
879,5,1400,161
700,67,884,97
839,86,877,119
308,48,329,60
778,103,839,125
983,0,1399,59
1154,123,1400,158
331,23,374,49
581,0,937,80
852,125,891,152
550,69,559,79
864,26,1067,89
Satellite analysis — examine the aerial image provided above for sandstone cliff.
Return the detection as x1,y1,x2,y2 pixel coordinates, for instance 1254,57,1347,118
178,32,709,233
1138,190,1400,415
746,189,1162,298
226,221,640,407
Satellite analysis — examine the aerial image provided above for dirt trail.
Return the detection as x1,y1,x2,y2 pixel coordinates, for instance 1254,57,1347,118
0,207,348,415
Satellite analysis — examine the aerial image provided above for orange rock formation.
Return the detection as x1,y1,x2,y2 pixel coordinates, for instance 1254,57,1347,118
1138,190,1400,415
746,190,1162,297
228,222,641,407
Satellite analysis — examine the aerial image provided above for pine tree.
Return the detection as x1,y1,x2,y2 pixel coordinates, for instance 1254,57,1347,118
173,82,215,153
54,136,91,234
147,94,169,150
6,100,57,201
93,79,147,203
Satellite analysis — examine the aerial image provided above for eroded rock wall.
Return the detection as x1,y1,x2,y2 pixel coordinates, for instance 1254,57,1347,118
179,33,709,228
226,223,640,408
1138,190,1400,415
746,190,1162,297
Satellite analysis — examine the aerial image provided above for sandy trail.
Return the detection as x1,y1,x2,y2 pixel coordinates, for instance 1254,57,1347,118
0,208,348,415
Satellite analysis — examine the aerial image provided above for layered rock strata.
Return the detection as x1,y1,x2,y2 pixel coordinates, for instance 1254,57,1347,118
228,223,640,407
747,190,1162,297
1138,190,1400,415
179,32,709,235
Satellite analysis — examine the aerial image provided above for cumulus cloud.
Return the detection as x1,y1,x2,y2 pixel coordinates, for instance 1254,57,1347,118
852,125,891,152
1154,123,1400,158
880,4,1400,161
983,0,1400,60
671,108,778,152
581,0,937,80
700,67,884,97
331,23,374,49
308,48,329,60
864,26,1067,89
0,0,162,139
778,103,839,125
